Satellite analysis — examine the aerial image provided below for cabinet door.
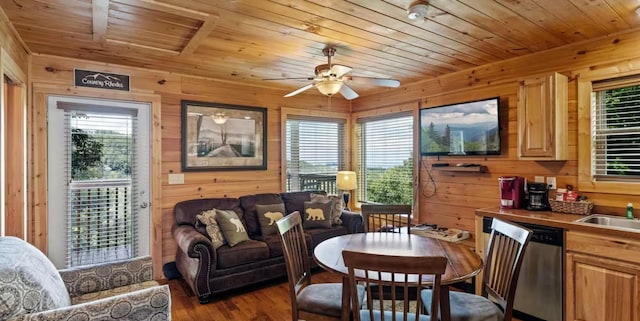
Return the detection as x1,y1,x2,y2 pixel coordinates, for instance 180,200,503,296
517,72,568,160
566,252,640,321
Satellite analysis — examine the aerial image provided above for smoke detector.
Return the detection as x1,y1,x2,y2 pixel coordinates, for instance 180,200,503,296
407,1,429,20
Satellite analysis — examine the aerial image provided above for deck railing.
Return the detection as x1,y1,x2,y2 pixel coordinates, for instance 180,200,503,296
67,179,134,266
287,173,339,194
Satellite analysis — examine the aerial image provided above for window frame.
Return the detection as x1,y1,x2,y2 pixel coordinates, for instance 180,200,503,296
578,76,640,195
352,103,419,209
280,107,351,193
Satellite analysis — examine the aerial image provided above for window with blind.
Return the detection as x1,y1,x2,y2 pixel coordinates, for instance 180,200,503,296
356,114,414,205
63,105,140,267
285,118,345,194
591,77,640,181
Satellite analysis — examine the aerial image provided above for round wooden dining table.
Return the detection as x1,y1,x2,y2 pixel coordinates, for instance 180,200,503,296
313,232,483,321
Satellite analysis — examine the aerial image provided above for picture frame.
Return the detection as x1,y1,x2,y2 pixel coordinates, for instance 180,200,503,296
181,100,267,171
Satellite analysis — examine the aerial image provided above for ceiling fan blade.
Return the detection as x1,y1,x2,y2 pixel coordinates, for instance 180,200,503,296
263,77,314,81
345,76,400,88
339,84,359,100
284,84,314,97
330,64,352,78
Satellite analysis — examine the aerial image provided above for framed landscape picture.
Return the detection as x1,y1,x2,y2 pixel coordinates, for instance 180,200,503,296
181,100,267,171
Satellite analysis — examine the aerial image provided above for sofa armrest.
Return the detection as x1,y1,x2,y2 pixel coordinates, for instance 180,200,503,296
172,224,215,259
59,256,154,298
340,209,364,233
172,224,215,302
7,285,171,321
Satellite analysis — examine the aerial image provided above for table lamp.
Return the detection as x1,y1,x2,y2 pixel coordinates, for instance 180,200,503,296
336,171,357,210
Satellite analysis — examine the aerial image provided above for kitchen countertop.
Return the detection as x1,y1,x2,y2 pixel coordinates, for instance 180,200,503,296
476,207,640,239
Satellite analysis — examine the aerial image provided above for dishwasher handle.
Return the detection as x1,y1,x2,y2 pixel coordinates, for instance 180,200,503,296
482,217,563,246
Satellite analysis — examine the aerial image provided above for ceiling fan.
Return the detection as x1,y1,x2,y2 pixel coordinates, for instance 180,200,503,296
265,47,400,100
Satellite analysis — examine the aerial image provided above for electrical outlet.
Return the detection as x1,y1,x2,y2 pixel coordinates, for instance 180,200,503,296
547,176,557,190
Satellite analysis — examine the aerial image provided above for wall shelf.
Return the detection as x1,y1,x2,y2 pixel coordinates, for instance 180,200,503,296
434,166,487,173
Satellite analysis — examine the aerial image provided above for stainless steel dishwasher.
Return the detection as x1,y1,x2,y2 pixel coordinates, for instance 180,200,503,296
482,217,563,321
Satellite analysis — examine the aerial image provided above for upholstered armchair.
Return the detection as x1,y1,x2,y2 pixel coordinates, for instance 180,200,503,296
0,236,171,321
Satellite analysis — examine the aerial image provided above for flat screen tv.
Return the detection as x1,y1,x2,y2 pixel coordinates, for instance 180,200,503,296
420,97,501,156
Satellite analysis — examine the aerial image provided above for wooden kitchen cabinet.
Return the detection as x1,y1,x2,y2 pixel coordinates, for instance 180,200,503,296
517,72,568,160
566,231,640,321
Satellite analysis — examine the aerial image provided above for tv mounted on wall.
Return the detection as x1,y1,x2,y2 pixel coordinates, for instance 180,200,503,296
420,97,501,156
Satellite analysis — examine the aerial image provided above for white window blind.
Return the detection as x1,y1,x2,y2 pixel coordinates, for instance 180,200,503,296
592,77,640,181
286,117,345,193
61,103,140,267
356,114,414,205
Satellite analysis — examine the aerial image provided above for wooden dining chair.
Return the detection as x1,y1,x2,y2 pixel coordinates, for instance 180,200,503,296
276,211,364,321
361,204,412,234
421,218,532,321
342,249,447,321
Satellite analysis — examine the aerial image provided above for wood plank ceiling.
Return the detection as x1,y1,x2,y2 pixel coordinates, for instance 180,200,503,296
1,0,639,98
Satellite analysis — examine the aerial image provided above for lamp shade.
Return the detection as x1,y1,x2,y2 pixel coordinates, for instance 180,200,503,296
336,171,357,190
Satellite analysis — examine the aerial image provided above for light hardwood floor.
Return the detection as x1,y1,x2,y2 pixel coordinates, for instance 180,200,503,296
165,271,338,321
166,271,523,321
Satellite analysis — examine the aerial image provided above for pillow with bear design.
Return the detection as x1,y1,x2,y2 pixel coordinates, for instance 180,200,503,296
256,203,286,236
302,200,332,229
215,209,250,247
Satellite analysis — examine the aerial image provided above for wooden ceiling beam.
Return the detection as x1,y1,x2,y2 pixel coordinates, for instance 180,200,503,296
116,0,209,20
92,0,109,42
180,14,220,56
106,39,180,55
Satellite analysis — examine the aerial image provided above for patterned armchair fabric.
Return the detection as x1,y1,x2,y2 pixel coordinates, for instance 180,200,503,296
0,237,171,321
0,237,71,320
59,256,155,299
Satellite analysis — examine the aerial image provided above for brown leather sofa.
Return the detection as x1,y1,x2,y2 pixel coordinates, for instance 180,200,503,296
172,191,363,303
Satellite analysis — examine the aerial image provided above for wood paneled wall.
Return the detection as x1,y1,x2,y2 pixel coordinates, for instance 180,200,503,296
0,7,29,239
28,54,349,266
352,28,640,235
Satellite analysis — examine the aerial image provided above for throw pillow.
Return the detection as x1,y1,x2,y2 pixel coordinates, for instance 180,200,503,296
255,203,286,236
215,209,250,247
303,200,333,229
0,236,71,320
310,193,343,225
196,209,226,249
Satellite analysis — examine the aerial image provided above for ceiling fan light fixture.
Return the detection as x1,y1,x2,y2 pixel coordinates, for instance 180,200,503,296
316,80,343,96
407,1,429,20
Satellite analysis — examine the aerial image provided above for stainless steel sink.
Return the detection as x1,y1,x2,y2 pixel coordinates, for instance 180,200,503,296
575,214,640,231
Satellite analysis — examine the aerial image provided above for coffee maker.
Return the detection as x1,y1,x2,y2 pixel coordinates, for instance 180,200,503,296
526,182,550,211
499,176,525,209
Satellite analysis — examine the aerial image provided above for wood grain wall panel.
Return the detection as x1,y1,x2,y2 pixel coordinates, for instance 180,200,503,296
4,83,25,238
0,9,28,239
0,8,28,71
355,28,640,231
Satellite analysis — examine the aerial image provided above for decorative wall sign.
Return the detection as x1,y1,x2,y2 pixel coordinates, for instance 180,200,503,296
74,69,130,91
181,100,267,171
